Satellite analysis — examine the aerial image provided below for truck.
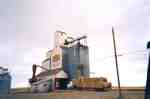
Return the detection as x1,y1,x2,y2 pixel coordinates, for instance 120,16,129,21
72,77,112,91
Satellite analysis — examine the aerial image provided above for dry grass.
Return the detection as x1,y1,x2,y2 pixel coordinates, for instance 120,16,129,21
11,87,31,94
10,86,144,94
112,86,144,91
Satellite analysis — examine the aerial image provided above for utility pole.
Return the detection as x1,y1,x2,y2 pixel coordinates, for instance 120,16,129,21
112,27,122,99
145,41,150,99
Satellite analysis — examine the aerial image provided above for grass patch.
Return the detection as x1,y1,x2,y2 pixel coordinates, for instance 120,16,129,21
11,87,31,94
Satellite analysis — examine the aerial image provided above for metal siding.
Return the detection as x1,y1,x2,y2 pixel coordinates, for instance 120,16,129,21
0,73,11,94
68,64,78,79
62,45,90,80
79,47,90,77
62,47,68,73
67,46,78,79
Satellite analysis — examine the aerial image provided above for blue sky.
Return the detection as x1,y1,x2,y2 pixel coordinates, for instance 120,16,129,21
0,0,150,88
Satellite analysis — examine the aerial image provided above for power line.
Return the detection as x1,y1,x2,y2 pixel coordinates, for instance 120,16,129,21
97,49,148,62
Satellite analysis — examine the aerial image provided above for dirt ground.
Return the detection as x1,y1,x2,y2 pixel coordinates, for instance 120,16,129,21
0,90,144,99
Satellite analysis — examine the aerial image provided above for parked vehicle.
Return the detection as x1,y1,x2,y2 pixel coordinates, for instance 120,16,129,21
72,77,112,91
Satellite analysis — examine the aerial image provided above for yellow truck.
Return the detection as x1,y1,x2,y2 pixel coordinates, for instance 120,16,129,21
72,77,112,91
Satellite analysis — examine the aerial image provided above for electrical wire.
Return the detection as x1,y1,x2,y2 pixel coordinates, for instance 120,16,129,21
97,49,148,62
